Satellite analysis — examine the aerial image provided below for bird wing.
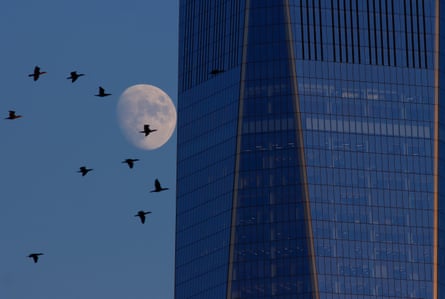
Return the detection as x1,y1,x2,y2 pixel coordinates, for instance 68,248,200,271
210,69,224,75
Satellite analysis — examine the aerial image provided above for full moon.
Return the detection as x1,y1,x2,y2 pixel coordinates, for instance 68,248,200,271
117,84,177,150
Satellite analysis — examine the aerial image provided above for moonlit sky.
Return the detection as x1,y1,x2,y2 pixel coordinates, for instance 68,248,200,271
0,1,178,298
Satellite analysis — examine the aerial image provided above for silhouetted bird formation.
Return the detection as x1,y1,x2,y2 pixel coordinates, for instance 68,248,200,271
150,178,169,193
78,166,93,176
95,86,112,97
67,71,85,83
5,110,22,120
122,158,140,169
140,124,157,136
28,253,44,263
15,64,172,266
134,210,152,224
28,66,47,81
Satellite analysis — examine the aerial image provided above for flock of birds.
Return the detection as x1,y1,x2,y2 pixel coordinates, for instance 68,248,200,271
8,66,169,264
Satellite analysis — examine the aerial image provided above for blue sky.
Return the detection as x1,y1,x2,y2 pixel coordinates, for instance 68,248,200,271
0,1,178,298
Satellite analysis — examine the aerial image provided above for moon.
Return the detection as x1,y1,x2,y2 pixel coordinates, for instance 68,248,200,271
117,84,177,150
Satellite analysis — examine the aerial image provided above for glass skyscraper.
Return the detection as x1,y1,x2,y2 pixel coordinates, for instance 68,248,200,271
176,1,444,298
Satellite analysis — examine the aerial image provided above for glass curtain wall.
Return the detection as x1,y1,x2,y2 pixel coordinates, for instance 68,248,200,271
176,0,443,298
292,0,436,298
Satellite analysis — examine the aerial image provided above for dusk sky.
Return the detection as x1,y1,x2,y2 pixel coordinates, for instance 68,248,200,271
0,1,178,298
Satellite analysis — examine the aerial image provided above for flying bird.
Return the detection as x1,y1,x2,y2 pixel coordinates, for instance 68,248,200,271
28,66,46,81
67,71,85,83
122,158,140,169
134,210,152,224
95,86,112,97
5,110,22,120
139,124,157,136
210,69,225,75
28,253,44,263
77,166,93,176
150,179,169,193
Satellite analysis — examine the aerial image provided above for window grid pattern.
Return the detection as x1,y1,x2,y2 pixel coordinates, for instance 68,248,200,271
295,5,437,294
178,0,244,92
176,72,241,298
177,0,444,298
229,2,316,298
176,0,245,297
290,0,433,69
292,0,436,299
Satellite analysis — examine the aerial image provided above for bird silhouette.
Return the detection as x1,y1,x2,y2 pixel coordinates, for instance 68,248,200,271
210,69,225,75
77,166,93,176
28,66,46,81
5,110,22,120
95,86,111,97
28,253,44,263
134,210,152,224
139,124,157,136
150,179,169,192
122,158,140,169
67,71,85,83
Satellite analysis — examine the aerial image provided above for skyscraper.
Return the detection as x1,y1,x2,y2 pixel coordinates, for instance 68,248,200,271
176,1,444,298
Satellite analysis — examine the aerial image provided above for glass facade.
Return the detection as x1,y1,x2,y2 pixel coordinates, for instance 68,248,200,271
176,1,444,298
